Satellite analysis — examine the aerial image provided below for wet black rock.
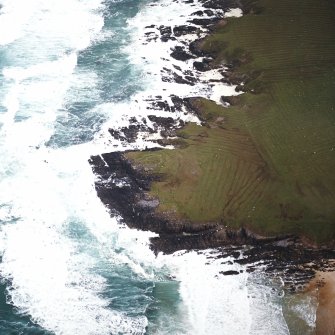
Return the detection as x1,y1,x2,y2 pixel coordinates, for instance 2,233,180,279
201,0,237,10
161,67,196,86
189,39,207,57
173,25,198,37
189,17,220,27
191,9,215,16
108,118,152,143
108,129,126,142
146,99,171,112
159,25,174,42
170,46,195,61
191,10,205,16
204,9,215,16
170,95,185,111
193,58,212,71
220,270,240,275
144,31,159,42
148,115,175,128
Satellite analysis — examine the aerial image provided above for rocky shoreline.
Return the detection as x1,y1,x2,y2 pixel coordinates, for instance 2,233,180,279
89,150,335,289
89,0,335,288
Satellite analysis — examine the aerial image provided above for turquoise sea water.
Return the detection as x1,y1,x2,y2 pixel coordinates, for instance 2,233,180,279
0,0,318,334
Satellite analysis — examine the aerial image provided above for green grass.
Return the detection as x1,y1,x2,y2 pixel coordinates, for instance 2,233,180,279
126,0,335,245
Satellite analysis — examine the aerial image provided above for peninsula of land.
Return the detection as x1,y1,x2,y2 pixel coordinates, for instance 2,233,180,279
90,0,335,280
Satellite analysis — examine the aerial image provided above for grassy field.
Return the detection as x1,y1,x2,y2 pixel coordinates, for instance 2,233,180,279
126,0,335,244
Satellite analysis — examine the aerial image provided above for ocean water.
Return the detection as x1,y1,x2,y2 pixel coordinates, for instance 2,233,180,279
0,0,317,334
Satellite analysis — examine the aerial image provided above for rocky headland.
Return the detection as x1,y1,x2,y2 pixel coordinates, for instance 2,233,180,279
89,0,335,291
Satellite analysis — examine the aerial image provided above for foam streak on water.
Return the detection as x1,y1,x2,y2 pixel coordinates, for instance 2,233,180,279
0,0,151,334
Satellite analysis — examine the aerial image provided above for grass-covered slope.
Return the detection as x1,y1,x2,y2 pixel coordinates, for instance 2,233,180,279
126,0,335,244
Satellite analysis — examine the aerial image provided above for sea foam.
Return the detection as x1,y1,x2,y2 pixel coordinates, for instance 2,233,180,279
0,0,150,334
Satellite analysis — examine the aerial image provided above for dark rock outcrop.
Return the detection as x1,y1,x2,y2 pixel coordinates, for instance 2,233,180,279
170,46,195,61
